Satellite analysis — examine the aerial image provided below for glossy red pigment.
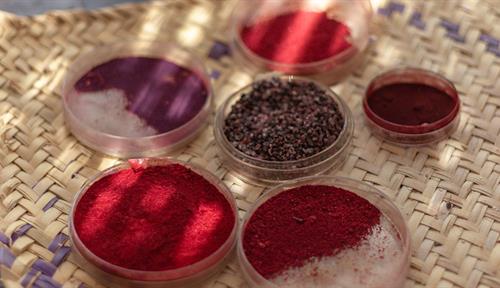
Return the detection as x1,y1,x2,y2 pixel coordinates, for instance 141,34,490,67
367,83,455,126
243,185,381,279
74,164,234,271
240,11,352,64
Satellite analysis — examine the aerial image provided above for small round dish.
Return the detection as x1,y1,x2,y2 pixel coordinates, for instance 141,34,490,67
62,41,213,158
363,67,460,145
68,158,238,288
230,0,372,79
238,176,411,288
214,75,353,185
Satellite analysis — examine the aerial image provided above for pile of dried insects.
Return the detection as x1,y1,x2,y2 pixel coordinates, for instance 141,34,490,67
223,77,344,161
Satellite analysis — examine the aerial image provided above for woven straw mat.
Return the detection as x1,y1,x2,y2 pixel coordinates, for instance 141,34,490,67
0,0,499,287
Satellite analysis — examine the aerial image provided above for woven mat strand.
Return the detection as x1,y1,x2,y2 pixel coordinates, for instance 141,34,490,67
0,0,499,287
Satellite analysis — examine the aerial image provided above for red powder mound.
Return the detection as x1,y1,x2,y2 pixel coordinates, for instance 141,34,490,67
367,83,456,126
74,164,235,271
240,11,352,64
243,185,381,279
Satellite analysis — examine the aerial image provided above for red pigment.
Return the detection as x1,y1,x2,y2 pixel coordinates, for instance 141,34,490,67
243,185,381,279
367,83,455,126
74,164,235,271
240,11,352,64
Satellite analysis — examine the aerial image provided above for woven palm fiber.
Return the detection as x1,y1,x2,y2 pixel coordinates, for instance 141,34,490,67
0,0,499,287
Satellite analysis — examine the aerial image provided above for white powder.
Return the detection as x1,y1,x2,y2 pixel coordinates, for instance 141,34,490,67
270,216,405,288
69,89,158,137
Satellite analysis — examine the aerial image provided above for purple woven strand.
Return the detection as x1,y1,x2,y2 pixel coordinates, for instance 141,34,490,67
0,248,15,267
51,247,71,266
210,69,221,80
42,197,59,212
32,259,57,276
377,7,391,16
48,234,68,253
208,41,231,60
487,46,500,57
438,19,466,43
480,34,500,47
446,32,465,43
11,224,32,242
378,1,405,16
409,12,426,30
21,269,38,287
376,1,499,57
0,232,9,246
32,274,62,288
389,2,405,12
440,19,460,32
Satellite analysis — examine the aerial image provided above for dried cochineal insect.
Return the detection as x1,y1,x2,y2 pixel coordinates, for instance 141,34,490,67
223,77,345,161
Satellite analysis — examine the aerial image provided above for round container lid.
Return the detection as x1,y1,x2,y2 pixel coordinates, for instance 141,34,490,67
363,67,460,144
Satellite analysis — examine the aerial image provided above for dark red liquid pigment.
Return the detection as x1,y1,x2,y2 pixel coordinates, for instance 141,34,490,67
74,164,234,272
243,185,380,279
240,11,352,64
74,57,208,134
367,83,455,126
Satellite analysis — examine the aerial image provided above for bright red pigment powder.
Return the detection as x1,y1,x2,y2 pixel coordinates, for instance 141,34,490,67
366,83,455,126
74,164,235,271
243,185,381,279
240,11,352,64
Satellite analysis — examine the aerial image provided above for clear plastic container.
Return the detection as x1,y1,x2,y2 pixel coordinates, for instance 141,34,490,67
213,75,353,185
363,68,461,145
238,176,411,288
68,158,238,288
230,0,373,81
62,41,213,158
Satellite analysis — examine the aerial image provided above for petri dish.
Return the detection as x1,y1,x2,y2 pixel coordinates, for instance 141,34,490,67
68,158,238,288
62,41,213,157
230,0,372,81
238,176,410,288
214,75,353,185
363,67,460,145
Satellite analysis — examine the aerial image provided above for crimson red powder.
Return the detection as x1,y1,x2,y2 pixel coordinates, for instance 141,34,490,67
74,164,235,272
240,11,352,64
367,83,455,126
243,185,381,279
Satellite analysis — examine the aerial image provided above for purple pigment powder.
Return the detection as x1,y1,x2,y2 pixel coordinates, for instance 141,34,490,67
73,57,209,135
